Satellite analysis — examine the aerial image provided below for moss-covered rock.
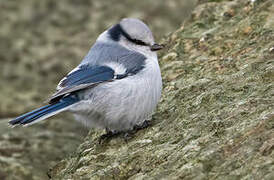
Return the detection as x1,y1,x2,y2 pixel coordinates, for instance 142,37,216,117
49,0,274,179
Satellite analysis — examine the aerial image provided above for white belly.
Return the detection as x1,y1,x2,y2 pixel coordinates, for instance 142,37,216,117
70,59,162,131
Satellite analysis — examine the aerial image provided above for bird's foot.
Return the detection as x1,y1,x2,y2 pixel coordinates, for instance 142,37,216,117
133,120,152,131
122,120,152,142
99,120,152,144
99,130,121,144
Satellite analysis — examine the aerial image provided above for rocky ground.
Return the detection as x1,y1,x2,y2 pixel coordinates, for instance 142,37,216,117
50,0,274,179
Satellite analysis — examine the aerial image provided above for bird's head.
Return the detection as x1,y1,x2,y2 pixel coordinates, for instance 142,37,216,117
98,18,164,56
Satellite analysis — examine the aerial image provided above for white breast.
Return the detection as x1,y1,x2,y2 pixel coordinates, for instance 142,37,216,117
70,56,162,131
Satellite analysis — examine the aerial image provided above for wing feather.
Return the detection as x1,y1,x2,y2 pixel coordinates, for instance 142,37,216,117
49,65,115,103
49,44,147,103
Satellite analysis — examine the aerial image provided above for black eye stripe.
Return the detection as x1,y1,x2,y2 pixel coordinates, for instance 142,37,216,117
108,24,148,46
131,39,147,46
108,24,122,41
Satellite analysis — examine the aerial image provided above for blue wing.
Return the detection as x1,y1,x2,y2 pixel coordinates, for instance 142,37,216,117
59,65,114,87
49,43,147,103
49,65,115,103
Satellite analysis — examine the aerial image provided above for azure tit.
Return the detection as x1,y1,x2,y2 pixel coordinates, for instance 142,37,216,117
9,18,163,138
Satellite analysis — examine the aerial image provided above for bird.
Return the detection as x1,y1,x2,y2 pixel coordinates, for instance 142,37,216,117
9,18,163,138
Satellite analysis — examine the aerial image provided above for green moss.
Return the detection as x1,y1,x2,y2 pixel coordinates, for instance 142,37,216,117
50,0,274,179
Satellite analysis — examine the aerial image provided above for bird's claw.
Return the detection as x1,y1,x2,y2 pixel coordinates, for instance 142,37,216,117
98,120,152,144
98,130,120,144
133,120,152,131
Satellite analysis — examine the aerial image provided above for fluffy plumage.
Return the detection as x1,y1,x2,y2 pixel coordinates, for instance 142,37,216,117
9,18,162,132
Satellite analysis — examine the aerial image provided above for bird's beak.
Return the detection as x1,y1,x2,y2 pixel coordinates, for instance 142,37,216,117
150,43,164,51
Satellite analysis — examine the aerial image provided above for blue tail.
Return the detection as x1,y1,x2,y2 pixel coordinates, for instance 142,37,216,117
9,96,79,126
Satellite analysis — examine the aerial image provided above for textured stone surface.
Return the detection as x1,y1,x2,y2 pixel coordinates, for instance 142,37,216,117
50,0,274,179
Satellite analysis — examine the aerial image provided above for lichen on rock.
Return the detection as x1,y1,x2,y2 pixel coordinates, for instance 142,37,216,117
50,0,274,179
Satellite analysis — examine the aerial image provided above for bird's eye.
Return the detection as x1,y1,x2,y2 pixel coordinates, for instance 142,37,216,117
132,39,148,46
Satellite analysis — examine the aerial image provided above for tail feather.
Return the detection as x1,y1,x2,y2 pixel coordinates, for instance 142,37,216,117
9,96,79,126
